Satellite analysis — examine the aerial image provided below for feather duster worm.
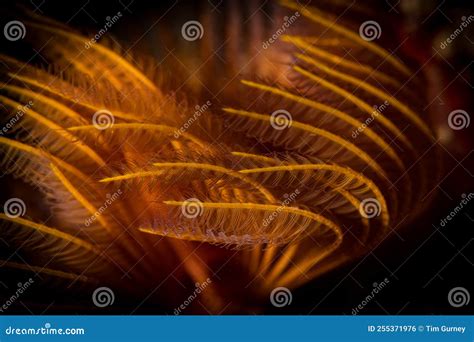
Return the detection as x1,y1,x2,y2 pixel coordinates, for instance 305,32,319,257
0,0,441,313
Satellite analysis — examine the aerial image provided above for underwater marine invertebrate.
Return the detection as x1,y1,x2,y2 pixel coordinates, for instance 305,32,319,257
0,0,443,313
